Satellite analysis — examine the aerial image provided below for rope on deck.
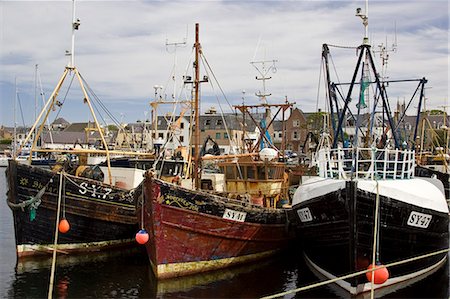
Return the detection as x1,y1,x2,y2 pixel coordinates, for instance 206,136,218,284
260,247,449,299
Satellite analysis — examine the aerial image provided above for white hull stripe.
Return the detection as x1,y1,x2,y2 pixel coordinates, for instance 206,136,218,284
294,177,449,214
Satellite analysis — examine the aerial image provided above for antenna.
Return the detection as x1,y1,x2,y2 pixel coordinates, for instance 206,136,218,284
250,59,277,103
355,0,369,44
373,21,398,81
66,0,80,68
165,26,188,100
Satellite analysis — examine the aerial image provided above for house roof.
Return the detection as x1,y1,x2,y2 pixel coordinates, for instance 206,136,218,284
63,122,96,132
51,117,70,125
42,131,106,144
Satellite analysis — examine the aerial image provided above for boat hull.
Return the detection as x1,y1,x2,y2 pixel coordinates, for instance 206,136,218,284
142,176,294,279
6,160,139,258
290,178,449,294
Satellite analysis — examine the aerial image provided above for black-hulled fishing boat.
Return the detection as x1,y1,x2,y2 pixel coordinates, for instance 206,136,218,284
6,159,140,257
289,4,448,295
5,1,150,258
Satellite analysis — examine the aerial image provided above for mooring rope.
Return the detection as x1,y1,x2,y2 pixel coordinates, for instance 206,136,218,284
370,180,381,299
7,174,55,210
261,247,449,299
48,172,64,299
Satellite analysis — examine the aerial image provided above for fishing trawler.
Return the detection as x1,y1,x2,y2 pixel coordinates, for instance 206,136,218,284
139,23,295,279
289,3,449,295
6,1,150,258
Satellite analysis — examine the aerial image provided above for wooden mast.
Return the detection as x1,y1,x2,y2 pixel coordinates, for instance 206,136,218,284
193,23,201,190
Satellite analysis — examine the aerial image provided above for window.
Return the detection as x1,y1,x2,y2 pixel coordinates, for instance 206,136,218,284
247,166,255,179
216,132,221,139
293,131,298,140
225,166,235,179
224,132,228,139
158,133,164,139
179,136,184,142
180,123,184,129
279,132,282,138
204,119,211,126
216,119,223,126
257,166,266,180
293,120,300,127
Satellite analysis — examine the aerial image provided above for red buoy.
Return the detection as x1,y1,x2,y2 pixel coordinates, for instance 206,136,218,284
366,263,389,284
58,219,70,233
135,229,149,244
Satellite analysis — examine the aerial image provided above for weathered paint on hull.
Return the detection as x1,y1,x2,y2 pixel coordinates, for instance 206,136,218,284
6,160,140,258
142,177,293,279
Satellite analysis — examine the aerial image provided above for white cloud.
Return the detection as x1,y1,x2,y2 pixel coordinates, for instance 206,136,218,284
0,0,448,126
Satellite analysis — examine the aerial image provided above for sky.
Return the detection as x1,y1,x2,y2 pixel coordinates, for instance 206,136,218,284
0,0,448,127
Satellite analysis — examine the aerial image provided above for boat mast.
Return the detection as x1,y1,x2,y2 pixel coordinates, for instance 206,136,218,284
18,0,116,184
68,0,79,68
13,78,17,159
193,23,201,190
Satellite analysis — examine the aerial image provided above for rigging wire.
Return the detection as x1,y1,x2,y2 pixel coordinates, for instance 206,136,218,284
51,73,76,124
16,93,26,128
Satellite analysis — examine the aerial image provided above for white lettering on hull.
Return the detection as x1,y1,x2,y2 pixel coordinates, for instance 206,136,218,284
223,208,247,222
407,211,432,228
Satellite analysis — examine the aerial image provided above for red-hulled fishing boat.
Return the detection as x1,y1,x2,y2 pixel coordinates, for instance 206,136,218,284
139,23,295,279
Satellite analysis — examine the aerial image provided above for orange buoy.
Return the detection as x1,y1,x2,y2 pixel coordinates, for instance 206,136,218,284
58,218,70,233
135,229,149,245
366,263,389,284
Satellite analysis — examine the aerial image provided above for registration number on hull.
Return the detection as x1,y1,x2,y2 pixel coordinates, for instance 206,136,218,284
407,211,432,228
297,207,313,222
223,209,247,222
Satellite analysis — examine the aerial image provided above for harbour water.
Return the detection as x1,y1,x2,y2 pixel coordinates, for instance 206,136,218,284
0,169,448,298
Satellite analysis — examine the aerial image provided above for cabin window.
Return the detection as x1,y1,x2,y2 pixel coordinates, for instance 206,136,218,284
225,166,235,179
247,166,255,179
201,179,213,190
257,166,266,180
268,167,275,179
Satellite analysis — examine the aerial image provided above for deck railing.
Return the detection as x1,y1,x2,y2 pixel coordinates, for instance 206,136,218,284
317,147,415,180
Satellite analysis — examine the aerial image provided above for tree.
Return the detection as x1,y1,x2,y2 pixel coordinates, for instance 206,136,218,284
107,125,119,132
